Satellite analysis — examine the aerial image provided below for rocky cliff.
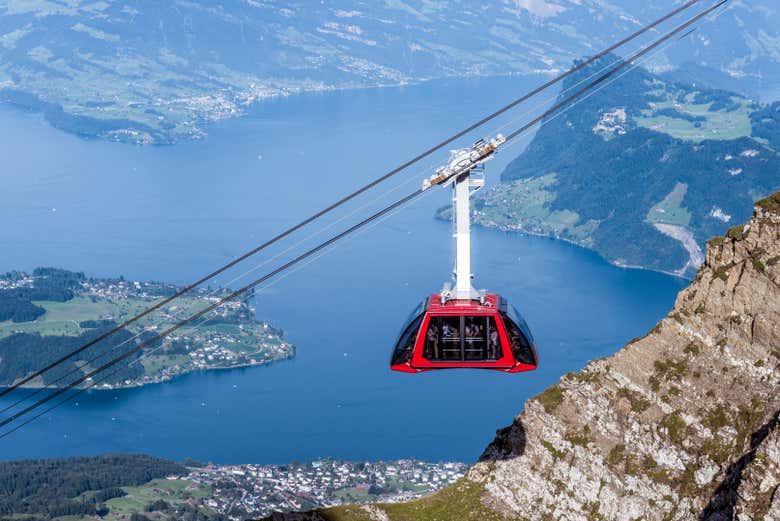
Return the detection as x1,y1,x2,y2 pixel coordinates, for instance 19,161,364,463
266,192,780,520
469,192,780,520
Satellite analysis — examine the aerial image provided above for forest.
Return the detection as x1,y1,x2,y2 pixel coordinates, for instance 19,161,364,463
0,454,185,519
0,327,150,386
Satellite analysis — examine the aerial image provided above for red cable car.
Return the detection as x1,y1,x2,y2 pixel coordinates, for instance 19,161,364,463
390,293,538,373
390,134,539,373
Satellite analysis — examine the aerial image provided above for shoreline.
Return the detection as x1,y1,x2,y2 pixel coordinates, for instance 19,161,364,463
474,221,695,280
1,351,295,392
0,269,296,395
0,70,552,146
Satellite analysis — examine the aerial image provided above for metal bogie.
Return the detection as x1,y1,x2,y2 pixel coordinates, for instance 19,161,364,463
421,133,505,191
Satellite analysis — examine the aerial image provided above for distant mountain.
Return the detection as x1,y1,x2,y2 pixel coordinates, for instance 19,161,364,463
469,55,780,276
0,0,778,143
263,192,780,521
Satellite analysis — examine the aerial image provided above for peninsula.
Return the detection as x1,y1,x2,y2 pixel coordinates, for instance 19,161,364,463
0,268,294,389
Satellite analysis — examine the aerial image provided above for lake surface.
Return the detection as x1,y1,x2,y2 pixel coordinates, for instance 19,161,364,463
0,76,687,464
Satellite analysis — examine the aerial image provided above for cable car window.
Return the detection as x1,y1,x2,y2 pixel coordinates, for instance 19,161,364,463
391,314,423,366
486,317,501,360
463,316,486,360
439,316,462,361
423,316,460,360
504,303,534,345
425,316,499,361
501,312,535,365
424,318,441,360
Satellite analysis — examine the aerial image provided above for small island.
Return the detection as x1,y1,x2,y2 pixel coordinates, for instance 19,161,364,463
0,268,294,389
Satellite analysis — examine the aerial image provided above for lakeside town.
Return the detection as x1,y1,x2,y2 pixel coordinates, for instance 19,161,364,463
188,459,468,519
82,277,295,389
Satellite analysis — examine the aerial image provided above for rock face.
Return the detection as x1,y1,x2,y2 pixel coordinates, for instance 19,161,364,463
265,193,780,521
470,193,780,520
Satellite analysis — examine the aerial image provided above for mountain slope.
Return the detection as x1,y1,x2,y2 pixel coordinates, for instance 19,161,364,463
1,0,779,143
468,193,780,520
266,193,780,521
473,57,780,276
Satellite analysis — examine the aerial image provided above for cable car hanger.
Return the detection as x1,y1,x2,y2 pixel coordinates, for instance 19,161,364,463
390,0,730,373
422,134,505,303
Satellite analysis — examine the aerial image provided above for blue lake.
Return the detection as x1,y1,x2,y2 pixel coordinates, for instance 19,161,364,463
0,76,686,464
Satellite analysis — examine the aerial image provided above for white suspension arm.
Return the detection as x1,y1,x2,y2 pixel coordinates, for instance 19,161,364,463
423,134,505,301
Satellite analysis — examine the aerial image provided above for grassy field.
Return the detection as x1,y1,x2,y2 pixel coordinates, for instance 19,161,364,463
140,354,191,375
635,92,754,142
333,478,428,503
59,478,214,521
0,297,117,339
325,479,513,521
474,174,599,246
646,182,692,227
102,479,212,519
0,295,219,340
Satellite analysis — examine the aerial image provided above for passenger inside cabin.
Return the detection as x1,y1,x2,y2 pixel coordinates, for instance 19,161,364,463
489,329,499,359
442,322,458,339
426,326,439,359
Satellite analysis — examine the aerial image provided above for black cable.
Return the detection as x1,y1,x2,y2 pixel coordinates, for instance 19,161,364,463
0,190,426,434
0,0,703,399
0,0,729,438
505,0,729,142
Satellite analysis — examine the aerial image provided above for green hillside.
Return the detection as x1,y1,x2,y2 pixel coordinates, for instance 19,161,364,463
0,454,199,520
473,56,780,276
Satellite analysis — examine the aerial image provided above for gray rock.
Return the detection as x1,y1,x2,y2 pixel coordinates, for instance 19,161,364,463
466,195,780,521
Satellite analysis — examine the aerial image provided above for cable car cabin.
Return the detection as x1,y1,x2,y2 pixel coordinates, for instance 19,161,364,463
390,294,538,373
